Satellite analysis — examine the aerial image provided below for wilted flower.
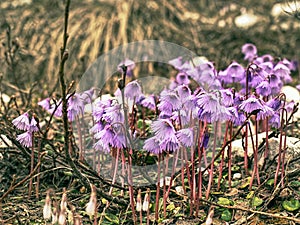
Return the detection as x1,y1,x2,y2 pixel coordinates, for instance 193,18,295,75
86,184,97,217
43,189,52,221
136,189,142,212
142,191,150,211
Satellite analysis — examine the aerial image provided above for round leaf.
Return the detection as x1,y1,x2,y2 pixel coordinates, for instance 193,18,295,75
282,199,300,212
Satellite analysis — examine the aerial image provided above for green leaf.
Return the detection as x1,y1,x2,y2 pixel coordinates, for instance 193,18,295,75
221,209,232,221
252,196,263,207
282,199,300,212
239,177,251,189
266,179,274,186
246,191,254,199
290,181,300,188
218,197,231,205
166,202,175,211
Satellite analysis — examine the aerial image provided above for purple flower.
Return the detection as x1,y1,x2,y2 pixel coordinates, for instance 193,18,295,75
285,101,295,113
28,116,39,132
93,140,110,153
144,136,162,154
256,105,274,120
227,106,246,125
269,73,280,87
90,121,105,134
239,95,264,114
269,113,281,128
113,132,127,149
241,43,257,61
254,54,274,64
38,98,51,111
16,131,33,148
103,103,124,123
171,109,190,126
176,128,194,147
125,80,142,100
118,59,135,77
256,80,271,97
266,98,282,111
48,100,63,117
201,131,210,148
218,62,245,84
141,95,156,111
248,67,268,88
67,93,85,121
151,119,176,142
160,135,180,152
176,72,190,85
196,91,229,122
158,91,181,112
187,62,221,89
12,112,30,131
94,125,115,147
258,61,274,74
80,88,95,104
220,89,234,106
273,62,292,83
169,57,183,70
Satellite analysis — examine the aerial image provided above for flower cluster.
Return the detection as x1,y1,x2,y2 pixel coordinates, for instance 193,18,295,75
38,89,94,121
88,43,297,155
12,112,39,147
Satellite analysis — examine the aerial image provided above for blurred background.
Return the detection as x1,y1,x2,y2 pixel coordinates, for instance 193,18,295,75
0,0,300,96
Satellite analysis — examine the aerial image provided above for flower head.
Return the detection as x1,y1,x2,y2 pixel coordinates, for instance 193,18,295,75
273,62,292,83
141,95,156,111
144,136,161,154
67,93,85,121
176,72,190,85
176,128,194,147
218,62,245,84
239,95,264,114
12,112,30,131
151,119,176,141
255,80,271,97
242,43,257,61
125,80,142,100
16,131,33,148
38,98,51,111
